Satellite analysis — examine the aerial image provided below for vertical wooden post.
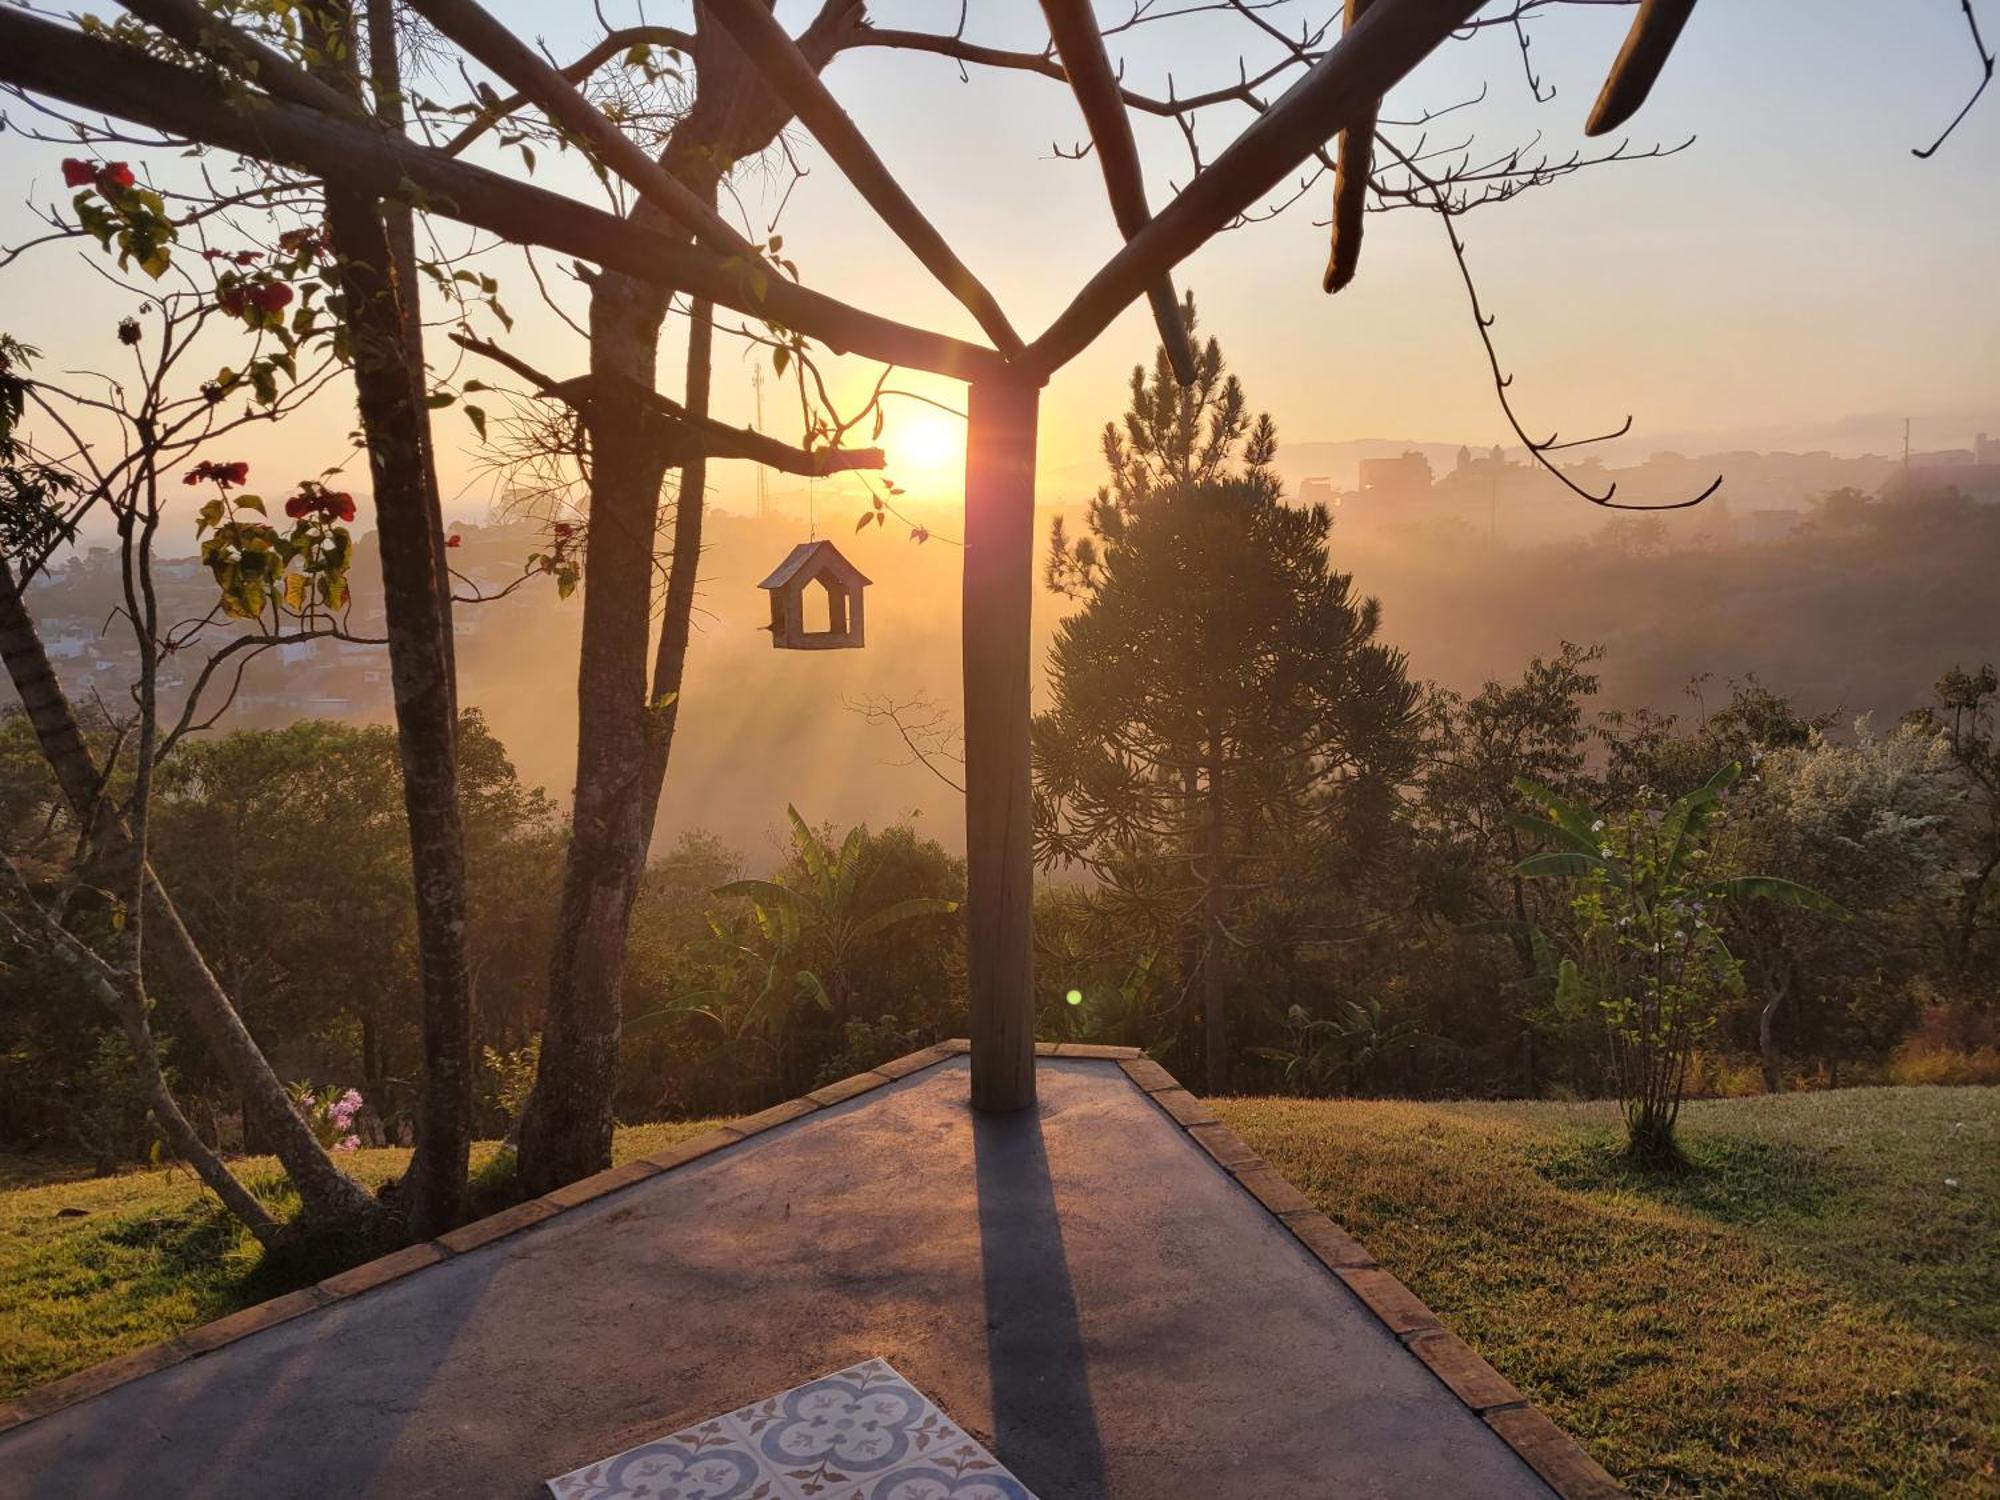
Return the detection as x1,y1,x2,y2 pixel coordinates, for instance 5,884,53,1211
963,379,1040,1113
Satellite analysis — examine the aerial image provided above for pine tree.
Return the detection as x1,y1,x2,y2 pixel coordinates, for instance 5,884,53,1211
1035,303,1420,1090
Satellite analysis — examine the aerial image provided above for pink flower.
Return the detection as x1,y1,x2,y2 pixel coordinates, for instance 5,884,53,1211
184,460,249,488
334,1134,360,1153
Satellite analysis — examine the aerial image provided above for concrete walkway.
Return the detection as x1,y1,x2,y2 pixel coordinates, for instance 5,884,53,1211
0,1057,1562,1497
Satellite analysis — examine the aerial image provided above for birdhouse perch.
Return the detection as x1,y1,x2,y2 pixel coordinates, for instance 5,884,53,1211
757,540,871,650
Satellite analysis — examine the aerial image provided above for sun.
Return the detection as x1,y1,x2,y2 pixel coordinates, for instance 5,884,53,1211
888,407,965,489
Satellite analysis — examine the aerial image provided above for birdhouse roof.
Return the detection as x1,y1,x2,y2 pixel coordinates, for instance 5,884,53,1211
757,539,871,591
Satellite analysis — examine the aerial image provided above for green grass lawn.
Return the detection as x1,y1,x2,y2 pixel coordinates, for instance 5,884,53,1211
1219,1087,1998,1498
3,1090,1994,1496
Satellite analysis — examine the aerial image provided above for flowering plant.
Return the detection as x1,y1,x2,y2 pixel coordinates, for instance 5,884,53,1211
61,159,175,279
189,462,357,618
294,1083,366,1153
1514,763,1840,1166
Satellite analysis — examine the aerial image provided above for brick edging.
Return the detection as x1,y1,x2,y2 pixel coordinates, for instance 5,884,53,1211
0,1039,977,1439
1116,1058,1628,1500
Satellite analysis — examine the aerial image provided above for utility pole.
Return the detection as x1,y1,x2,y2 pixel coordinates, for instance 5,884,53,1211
751,365,770,519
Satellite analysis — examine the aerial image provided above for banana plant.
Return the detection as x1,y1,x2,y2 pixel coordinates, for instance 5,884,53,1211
1512,762,1842,916
712,805,959,1015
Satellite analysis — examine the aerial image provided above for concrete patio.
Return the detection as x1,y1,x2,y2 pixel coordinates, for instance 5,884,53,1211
0,1050,1615,1497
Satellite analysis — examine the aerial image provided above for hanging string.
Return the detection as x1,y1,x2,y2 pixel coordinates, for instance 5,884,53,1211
807,473,816,541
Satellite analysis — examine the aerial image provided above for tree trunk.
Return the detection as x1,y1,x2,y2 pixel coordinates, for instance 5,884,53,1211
515,7,866,1184
324,188,474,1236
516,266,677,1195
1759,970,1788,1093
0,556,376,1228
1202,740,1229,1095
309,0,474,1238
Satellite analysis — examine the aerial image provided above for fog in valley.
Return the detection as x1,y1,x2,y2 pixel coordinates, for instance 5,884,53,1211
36,422,1986,869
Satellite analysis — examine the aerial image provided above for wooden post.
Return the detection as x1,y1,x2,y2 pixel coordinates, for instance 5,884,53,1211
963,380,1040,1113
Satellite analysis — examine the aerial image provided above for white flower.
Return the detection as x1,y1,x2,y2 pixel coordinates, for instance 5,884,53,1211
1591,819,1605,833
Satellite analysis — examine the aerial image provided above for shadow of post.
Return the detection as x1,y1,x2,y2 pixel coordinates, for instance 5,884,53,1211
972,1100,1111,1497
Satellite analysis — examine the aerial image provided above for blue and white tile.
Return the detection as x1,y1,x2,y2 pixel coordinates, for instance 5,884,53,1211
547,1359,1037,1500
546,1415,776,1500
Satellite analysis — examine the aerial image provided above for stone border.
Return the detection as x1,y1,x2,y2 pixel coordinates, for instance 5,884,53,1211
1116,1057,1626,1500
1,1039,1625,1500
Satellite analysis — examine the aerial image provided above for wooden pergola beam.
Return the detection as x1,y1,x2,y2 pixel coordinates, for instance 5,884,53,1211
698,0,1025,357
0,9,1008,384
1323,0,1380,295
403,0,755,263
1586,0,1700,137
1037,0,1197,384
119,0,359,120
1022,0,1485,380
448,333,884,477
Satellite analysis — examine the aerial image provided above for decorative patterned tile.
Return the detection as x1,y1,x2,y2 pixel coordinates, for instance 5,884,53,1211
547,1358,1038,1500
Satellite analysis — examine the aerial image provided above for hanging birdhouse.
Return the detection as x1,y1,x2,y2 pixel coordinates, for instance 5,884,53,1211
758,540,871,650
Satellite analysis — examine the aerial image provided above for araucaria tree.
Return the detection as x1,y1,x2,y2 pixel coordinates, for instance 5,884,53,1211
1036,310,1420,1092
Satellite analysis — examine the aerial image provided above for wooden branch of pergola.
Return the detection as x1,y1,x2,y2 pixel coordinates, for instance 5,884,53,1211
404,0,754,264
1023,0,1486,380
1323,0,1379,295
0,9,1008,385
449,331,884,478
1036,0,1197,385
1587,0,1700,137
442,26,696,157
119,0,360,121
698,0,1025,357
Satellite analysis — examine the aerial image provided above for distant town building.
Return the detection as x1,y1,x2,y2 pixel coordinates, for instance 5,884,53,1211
1356,451,1433,500
1295,476,1336,509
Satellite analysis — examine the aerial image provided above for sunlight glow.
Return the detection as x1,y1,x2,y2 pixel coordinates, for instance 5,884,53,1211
888,408,965,490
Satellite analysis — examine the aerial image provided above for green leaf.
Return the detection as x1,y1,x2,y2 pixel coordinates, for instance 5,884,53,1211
795,969,832,1010
849,897,959,943
1513,776,1603,850
1703,875,1847,917
465,404,487,441
1513,851,1607,881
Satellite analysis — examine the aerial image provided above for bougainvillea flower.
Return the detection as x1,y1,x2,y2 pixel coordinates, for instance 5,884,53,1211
61,159,96,188
250,282,293,314
445,534,463,548
98,162,135,190
185,460,249,488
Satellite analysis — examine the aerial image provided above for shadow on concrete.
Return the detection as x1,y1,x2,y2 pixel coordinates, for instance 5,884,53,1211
68,1245,509,1498
973,1101,1111,1498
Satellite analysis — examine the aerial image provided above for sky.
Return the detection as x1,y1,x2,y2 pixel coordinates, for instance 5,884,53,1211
2,0,1997,529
